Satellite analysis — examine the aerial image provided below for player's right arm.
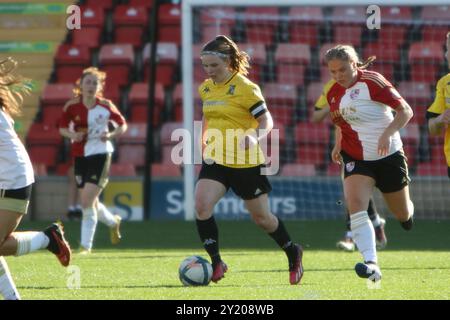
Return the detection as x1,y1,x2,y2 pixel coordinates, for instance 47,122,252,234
427,77,450,136
59,99,84,142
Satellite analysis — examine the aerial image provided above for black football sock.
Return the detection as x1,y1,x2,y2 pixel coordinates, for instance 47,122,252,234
196,216,221,265
269,217,296,261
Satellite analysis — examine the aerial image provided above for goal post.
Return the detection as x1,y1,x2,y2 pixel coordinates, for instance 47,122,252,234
181,0,450,221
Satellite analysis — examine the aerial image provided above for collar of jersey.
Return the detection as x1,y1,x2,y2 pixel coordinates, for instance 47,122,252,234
347,69,362,89
212,72,237,87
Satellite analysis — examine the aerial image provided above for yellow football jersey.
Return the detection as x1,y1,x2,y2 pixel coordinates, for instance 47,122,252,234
427,73,450,166
314,79,336,109
198,72,267,168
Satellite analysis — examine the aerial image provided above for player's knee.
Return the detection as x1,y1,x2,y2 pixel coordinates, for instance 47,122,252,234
195,201,213,219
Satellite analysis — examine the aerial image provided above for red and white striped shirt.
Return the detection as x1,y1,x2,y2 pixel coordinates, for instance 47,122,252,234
327,70,405,161
60,97,126,157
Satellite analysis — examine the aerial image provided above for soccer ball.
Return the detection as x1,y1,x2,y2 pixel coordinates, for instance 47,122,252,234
178,255,213,286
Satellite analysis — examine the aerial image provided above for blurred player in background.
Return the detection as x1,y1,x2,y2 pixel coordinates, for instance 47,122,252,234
196,35,304,285
59,67,127,254
324,45,414,281
0,57,71,300
427,31,450,175
312,80,387,251
67,164,83,220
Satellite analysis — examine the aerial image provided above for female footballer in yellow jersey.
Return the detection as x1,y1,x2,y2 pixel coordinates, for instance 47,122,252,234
195,35,303,285
427,31,450,177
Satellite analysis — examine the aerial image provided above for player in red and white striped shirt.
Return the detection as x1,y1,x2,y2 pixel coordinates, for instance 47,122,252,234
59,67,127,253
324,45,414,281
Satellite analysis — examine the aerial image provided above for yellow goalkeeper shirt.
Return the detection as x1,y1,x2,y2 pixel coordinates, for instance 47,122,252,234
427,73,450,167
199,72,267,168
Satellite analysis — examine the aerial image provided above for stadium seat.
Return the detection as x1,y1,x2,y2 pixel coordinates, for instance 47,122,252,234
408,42,443,64
416,162,448,176
201,25,233,44
85,0,113,11
129,0,154,10
275,43,311,65
102,82,121,107
243,7,280,45
306,82,326,107
296,145,327,166
55,45,91,83
400,123,420,146
276,64,306,86
199,7,236,27
333,25,363,47
369,63,395,83
236,43,266,83
143,42,178,86
113,5,149,47
380,6,412,23
78,5,105,28
27,123,63,146
158,4,181,44
410,106,427,125
130,105,161,126
363,42,400,63
99,44,134,88
420,6,450,22
375,25,408,46
331,6,366,24
287,7,323,46
295,122,330,145
72,27,102,49
263,83,297,107
160,121,183,145
172,83,202,121
402,144,417,167
280,163,317,177
110,163,137,176
28,145,59,167
117,144,146,167
397,82,432,107
421,25,449,43
129,82,164,110
42,106,64,127
117,123,146,144
41,83,74,109
152,163,181,177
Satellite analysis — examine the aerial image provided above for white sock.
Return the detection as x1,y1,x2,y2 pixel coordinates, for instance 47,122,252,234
81,206,98,250
407,200,414,220
97,202,117,227
350,211,377,264
15,232,50,256
371,214,381,228
0,257,20,300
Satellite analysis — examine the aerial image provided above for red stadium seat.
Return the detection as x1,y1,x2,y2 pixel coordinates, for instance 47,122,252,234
113,5,149,47
85,0,113,11
376,25,408,46
28,146,59,168
276,64,306,86
143,42,178,86
280,164,317,177
409,42,443,64
129,82,164,110
416,162,447,176
199,7,236,27
269,106,294,126
27,123,63,146
42,107,63,127
296,145,327,166
420,6,450,22
307,82,326,107
110,163,137,176
201,25,233,43
402,144,417,167
55,45,91,83
331,6,366,24
117,144,146,167
333,25,363,47
130,105,161,126
380,6,412,23
158,4,181,44
410,106,427,125
41,84,74,108
397,82,432,107
421,25,449,43
263,83,297,106
237,43,266,83
400,123,420,146
243,7,280,45
129,0,154,10
78,5,105,28
295,122,330,145
363,42,400,63
369,63,395,83
275,44,311,65
72,27,101,49
117,123,146,144
99,44,134,88
160,122,183,145
152,163,181,177
288,7,323,46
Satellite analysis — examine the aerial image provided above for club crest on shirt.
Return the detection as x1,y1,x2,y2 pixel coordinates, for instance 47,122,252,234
203,86,210,93
349,89,360,100
227,84,236,95
95,114,107,124
346,161,355,172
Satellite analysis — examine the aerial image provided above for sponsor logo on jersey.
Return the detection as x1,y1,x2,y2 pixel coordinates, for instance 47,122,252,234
203,86,210,93
350,88,360,100
227,84,236,95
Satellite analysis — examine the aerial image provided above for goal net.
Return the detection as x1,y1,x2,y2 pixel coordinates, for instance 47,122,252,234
181,0,450,221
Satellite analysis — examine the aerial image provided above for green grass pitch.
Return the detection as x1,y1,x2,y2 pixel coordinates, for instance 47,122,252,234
7,219,450,300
